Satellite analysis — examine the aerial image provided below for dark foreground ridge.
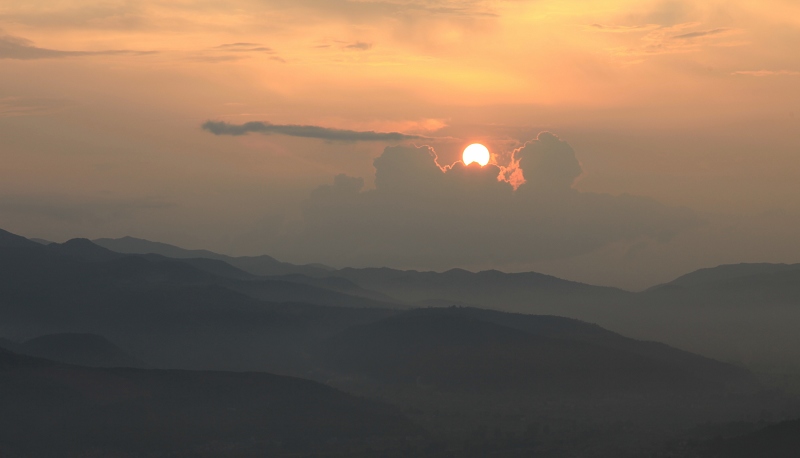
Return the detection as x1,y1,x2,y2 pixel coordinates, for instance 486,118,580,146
0,348,423,457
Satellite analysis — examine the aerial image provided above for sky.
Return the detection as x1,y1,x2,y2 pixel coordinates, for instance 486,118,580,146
1,0,799,290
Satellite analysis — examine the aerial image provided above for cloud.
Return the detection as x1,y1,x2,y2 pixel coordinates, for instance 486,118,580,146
215,43,276,54
344,41,373,51
672,28,728,39
0,97,77,118
609,23,740,58
511,132,583,191
193,43,283,63
202,120,427,141
217,43,261,48
272,133,697,268
590,23,659,33
732,70,800,77
0,33,155,60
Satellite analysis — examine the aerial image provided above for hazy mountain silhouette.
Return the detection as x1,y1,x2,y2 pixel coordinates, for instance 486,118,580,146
316,307,759,395
654,263,800,289
645,263,800,306
0,228,41,249
264,273,397,302
94,235,334,277
3,228,799,456
0,348,422,457
325,267,637,332
0,233,401,372
622,263,800,371
12,333,145,368
94,235,633,315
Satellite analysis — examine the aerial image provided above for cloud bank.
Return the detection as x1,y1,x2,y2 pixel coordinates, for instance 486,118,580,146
273,133,697,268
202,121,427,141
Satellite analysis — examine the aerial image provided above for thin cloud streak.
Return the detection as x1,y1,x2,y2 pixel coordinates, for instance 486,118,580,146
732,70,800,77
0,34,156,60
202,120,428,141
672,28,729,39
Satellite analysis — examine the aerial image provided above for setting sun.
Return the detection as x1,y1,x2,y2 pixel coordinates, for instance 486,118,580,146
463,143,490,166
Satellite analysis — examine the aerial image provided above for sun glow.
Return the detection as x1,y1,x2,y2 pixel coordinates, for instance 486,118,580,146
463,143,490,166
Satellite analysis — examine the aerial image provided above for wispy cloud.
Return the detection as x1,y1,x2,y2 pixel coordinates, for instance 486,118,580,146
202,120,427,141
0,33,155,60
344,41,372,51
590,23,659,33
215,43,276,54
672,28,728,40
0,97,77,117
732,70,800,77
192,42,284,64
607,24,740,58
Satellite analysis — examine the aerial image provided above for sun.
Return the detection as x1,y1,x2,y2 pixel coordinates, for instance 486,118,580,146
462,143,490,167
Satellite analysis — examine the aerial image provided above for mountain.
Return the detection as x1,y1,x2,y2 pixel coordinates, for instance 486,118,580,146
94,235,334,277
316,307,759,396
644,263,800,306
0,228,41,249
708,418,800,458
94,236,634,317
16,333,145,368
0,337,20,353
263,273,397,303
624,263,800,370
330,267,634,325
0,230,401,372
654,263,800,289
0,348,423,457
311,307,789,456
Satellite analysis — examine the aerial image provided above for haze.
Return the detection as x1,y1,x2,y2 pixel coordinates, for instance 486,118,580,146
2,0,799,289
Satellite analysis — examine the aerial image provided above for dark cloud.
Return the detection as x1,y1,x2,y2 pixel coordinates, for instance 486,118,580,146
344,41,372,50
202,121,427,141
514,132,583,191
273,133,697,268
0,34,155,60
672,28,728,39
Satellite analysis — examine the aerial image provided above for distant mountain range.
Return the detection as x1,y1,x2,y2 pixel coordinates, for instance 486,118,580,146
94,235,334,277
8,228,800,371
88,233,800,372
316,307,759,396
3,227,799,457
94,235,634,318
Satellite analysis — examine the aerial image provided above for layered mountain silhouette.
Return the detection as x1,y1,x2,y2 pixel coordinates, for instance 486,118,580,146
316,307,759,395
654,263,800,289
0,333,145,368
88,233,800,372
94,235,333,277
0,348,422,457
3,228,799,457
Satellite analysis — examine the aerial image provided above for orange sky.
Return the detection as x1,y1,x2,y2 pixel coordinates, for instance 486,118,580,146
1,0,799,289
